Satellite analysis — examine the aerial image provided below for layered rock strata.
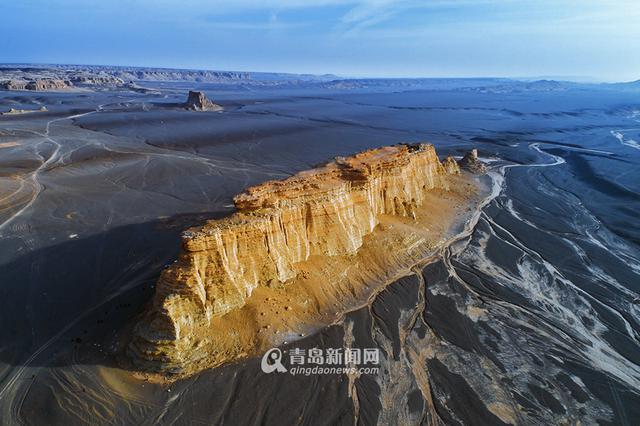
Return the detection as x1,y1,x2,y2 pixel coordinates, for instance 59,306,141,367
129,143,468,374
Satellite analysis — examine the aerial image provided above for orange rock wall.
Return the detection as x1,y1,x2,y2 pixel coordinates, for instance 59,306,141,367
130,144,459,364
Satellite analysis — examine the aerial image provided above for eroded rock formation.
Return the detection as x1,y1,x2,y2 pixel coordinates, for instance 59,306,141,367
458,148,487,174
0,78,72,91
128,143,474,375
68,73,125,86
184,90,222,111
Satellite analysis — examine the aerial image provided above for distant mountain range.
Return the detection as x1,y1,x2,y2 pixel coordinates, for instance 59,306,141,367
0,63,637,92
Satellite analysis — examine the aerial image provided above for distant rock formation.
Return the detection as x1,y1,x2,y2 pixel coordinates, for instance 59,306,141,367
1,106,47,116
125,81,160,94
184,90,222,111
26,79,72,91
128,143,474,376
113,69,250,82
0,80,26,90
0,65,251,88
68,73,125,86
0,79,72,91
458,149,486,174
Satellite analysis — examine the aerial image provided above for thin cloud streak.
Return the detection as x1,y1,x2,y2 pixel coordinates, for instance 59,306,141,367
0,0,638,80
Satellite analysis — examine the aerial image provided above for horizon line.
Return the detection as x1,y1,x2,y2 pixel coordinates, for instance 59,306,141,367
0,62,634,84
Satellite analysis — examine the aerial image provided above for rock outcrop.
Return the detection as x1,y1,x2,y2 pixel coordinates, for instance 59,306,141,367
0,78,72,91
458,148,486,174
128,143,467,374
26,79,72,91
184,90,222,111
113,69,250,82
68,73,125,86
125,81,161,94
1,106,47,116
0,80,26,90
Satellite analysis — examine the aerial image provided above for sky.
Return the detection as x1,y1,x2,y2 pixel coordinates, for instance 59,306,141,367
1,0,639,81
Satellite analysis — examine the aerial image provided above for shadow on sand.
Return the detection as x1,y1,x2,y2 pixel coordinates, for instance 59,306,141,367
0,211,227,373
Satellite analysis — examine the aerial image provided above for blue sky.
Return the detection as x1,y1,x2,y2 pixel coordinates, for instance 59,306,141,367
1,0,639,81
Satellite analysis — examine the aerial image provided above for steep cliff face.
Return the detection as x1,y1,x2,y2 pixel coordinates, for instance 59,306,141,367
129,143,465,374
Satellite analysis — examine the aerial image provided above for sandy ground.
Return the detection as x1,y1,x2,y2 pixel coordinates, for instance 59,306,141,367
0,83,639,424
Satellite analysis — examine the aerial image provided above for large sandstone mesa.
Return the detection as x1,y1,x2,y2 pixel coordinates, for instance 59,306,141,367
128,143,471,374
